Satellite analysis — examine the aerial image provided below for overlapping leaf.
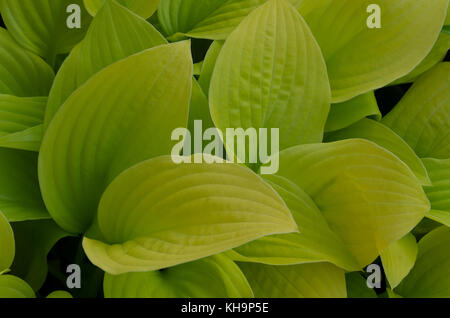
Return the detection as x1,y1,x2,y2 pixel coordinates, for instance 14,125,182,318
83,155,297,274
39,42,193,234
44,0,166,128
422,158,450,227
0,211,14,273
0,275,35,298
84,0,159,18
396,226,450,297
210,0,330,162
381,234,418,289
239,262,346,298
104,254,253,298
0,28,54,97
0,0,91,60
382,63,450,159
0,148,49,222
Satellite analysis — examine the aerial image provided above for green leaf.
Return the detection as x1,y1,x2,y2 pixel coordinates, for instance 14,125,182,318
39,41,193,234
392,32,450,84
396,226,450,297
198,40,224,96
84,0,159,18
269,139,429,268
238,262,347,298
0,95,46,152
228,174,361,272
209,0,330,161
422,158,450,227
10,220,68,291
325,118,431,186
382,63,450,159
443,25,450,35
325,92,381,133
44,0,167,129
0,148,49,222
83,155,297,274
104,254,253,298
345,272,377,298
0,28,54,97
46,290,73,298
0,211,14,273
0,0,91,60
0,275,35,298
295,0,449,102
158,0,266,41
381,233,418,289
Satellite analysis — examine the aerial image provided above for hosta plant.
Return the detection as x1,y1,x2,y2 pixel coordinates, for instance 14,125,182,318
0,0,449,299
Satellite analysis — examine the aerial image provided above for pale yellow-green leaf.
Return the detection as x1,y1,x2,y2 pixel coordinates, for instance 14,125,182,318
382,63,450,159
104,254,253,298
84,0,159,18
83,155,297,275
381,233,418,289
326,118,431,186
210,0,330,161
239,262,347,298
39,42,193,234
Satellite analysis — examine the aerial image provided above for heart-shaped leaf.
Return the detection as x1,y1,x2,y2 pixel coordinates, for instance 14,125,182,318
0,28,54,97
382,63,450,159
83,155,297,274
0,148,49,222
44,0,166,128
295,0,449,102
422,158,450,227
84,0,160,18
210,0,330,162
396,226,450,297
39,41,193,234
326,118,431,185
0,211,14,273
238,262,346,298
104,254,253,298
0,275,35,298
381,233,418,289
0,0,91,60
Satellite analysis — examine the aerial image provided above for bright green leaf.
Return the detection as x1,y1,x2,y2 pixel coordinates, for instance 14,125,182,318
0,0,91,60
0,275,35,298
0,28,54,97
239,262,347,298
46,290,73,298
0,211,14,273
44,0,166,129
0,148,49,222
382,63,450,159
39,42,193,234
104,254,253,298
326,118,431,186
381,233,418,289
84,0,159,18
198,40,223,96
